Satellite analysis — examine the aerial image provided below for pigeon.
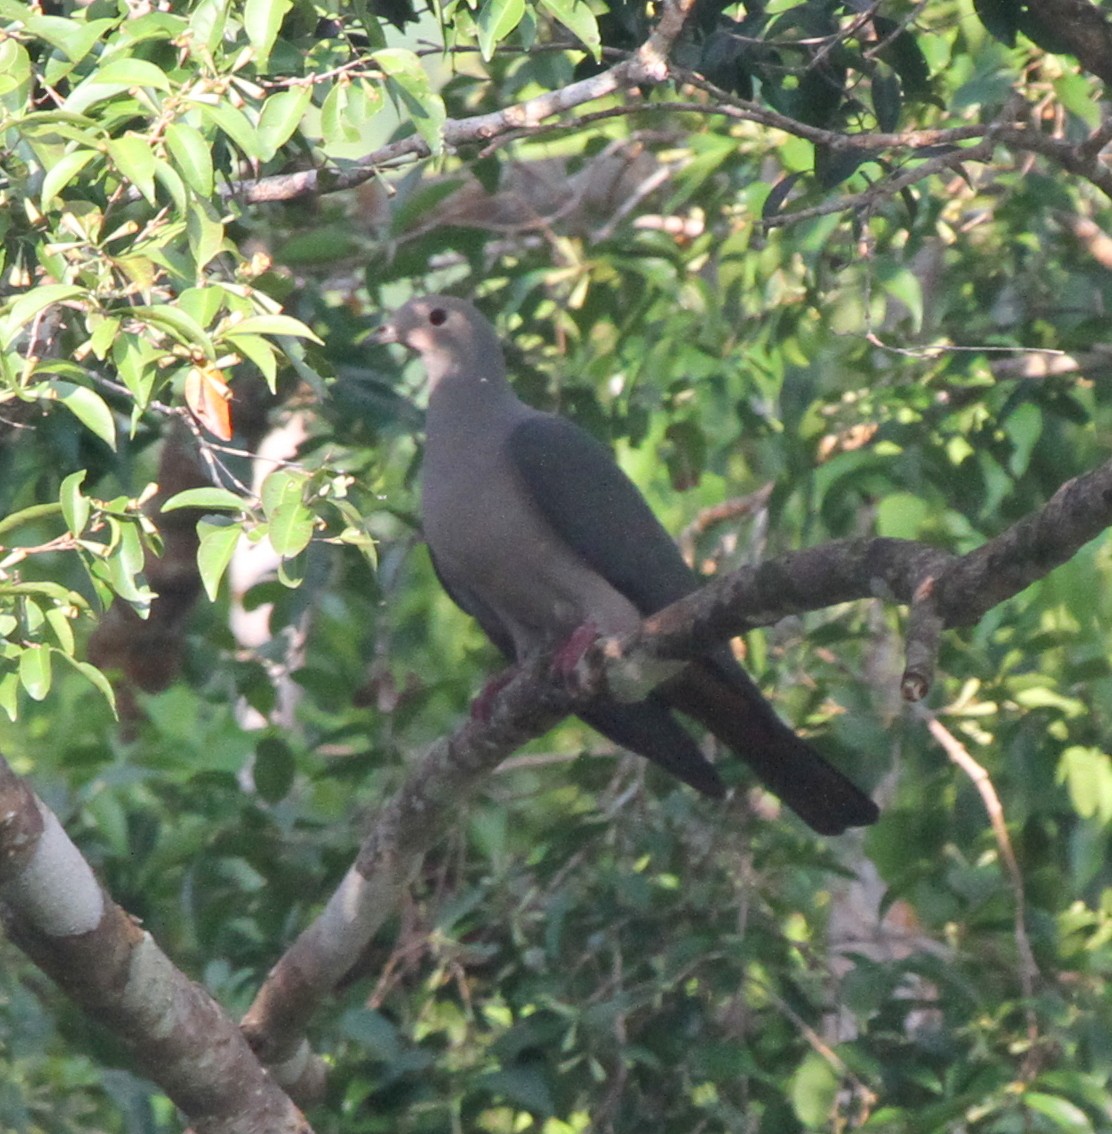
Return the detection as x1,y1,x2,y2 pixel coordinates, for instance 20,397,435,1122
374,294,878,834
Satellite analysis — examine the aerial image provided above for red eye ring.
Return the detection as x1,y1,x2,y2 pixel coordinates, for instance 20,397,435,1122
429,308,447,326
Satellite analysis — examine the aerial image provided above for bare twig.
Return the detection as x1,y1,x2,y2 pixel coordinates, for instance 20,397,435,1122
914,709,1040,1019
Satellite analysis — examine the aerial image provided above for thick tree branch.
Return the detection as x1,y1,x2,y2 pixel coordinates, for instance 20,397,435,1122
0,758,311,1134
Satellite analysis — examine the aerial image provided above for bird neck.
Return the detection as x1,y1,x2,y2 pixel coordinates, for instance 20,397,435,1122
426,355,523,438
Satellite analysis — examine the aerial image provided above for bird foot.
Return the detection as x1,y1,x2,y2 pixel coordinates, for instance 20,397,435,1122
470,668,516,723
551,621,601,683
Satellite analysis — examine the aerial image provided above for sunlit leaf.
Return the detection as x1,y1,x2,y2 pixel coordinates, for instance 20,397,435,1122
196,517,242,602
18,645,53,701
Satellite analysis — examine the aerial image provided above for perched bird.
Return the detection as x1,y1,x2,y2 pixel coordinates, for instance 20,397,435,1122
374,294,878,835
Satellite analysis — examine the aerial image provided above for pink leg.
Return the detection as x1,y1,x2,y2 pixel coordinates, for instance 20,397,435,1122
470,668,517,722
551,620,600,678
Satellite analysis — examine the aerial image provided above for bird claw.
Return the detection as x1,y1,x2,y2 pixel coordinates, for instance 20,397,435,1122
470,668,516,722
552,621,601,684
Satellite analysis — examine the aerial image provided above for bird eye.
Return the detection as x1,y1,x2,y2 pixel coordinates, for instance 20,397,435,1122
428,307,447,327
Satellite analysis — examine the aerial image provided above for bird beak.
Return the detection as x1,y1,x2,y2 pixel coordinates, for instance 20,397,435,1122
368,320,398,346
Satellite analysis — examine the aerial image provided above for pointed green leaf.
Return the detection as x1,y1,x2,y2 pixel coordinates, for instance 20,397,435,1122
130,304,215,355
161,486,247,513
19,644,53,701
2,284,86,349
244,0,293,68
58,653,117,715
537,0,599,58
153,158,187,212
50,382,118,450
186,197,227,269
60,469,90,535
224,332,277,388
107,133,158,203
197,517,242,601
478,0,525,59
224,313,322,341
89,57,172,90
0,669,18,721
374,49,446,151
262,469,314,558
41,149,99,207
256,85,311,161
24,14,117,64
44,606,76,654
165,121,215,195
197,101,262,160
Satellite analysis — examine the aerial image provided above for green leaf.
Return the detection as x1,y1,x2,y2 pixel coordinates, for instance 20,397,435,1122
0,502,63,542
277,547,307,587
186,197,228,270
224,332,277,388
196,101,262,161
478,0,525,60
0,38,31,109
19,645,53,702
0,669,18,721
161,486,247,513
23,14,117,64
223,313,322,342
165,121,215,195
153,158,187,212
262,469,314,558
256,85,311,161
40,149,99,207
320,82,360,145
129,304,215,356
107,132,158,204
244,0,293,68
59,654,117,715
254,734,296,802
537,0,600,58
374,49,446,151
44,606,75,654
1058,746,1112,823
89,532,152,609
872,64,902,132
60,470,90,535
790,1052,839,1127
188,0,230,54
479,1067,555,1117
197,517,242,601
49,382,118,450
1023,1092,1093,1132
88,57,172,90
1,284,86,349
875,492,930,540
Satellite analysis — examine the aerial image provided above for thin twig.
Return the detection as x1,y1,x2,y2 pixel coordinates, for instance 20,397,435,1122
914,708,1040,1019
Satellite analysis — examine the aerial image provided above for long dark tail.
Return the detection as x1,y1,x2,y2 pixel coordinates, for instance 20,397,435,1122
660,656,878,835
578,698,726,799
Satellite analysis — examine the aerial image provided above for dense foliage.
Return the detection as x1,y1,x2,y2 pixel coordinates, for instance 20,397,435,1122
3,0,1112,1130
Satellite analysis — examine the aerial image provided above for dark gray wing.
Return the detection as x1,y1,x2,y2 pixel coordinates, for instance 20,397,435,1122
506,414,697,615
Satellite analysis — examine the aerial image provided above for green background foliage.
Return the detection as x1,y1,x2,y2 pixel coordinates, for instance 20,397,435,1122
3,0,1112,1130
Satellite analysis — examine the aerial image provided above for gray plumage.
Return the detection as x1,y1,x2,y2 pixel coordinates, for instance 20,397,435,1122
375,294,878,834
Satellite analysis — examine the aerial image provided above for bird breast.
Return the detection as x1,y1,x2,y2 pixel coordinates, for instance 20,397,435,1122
421,438,641,658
